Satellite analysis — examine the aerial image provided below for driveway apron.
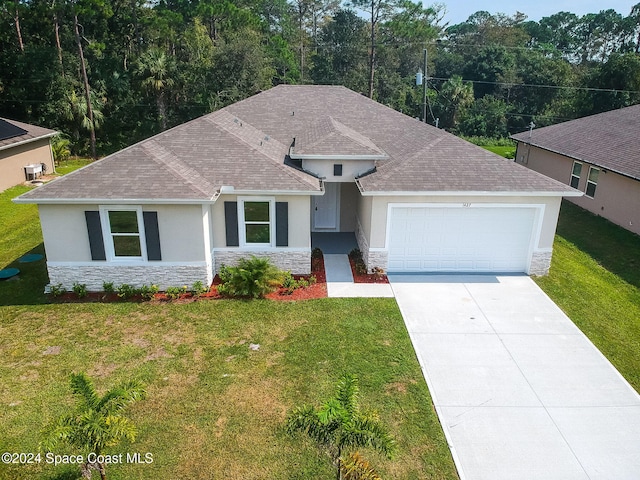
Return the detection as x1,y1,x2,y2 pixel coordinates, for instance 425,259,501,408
389,274,640,480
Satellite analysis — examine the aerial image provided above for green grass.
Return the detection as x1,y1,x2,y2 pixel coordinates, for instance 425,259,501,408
481,145,516,159
0,170,458,479
0,300,457,480
54,158,93,176
536,201,640,391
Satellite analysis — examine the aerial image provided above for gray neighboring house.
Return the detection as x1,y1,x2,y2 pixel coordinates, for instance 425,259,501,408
15,85,579,291
0,118,56,192
512,104,640,236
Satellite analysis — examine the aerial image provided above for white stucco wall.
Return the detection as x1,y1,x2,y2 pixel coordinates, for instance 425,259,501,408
302,159,376,182
38,203,213,290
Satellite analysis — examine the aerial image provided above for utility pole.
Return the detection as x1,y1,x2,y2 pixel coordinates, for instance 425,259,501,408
422,48,427,123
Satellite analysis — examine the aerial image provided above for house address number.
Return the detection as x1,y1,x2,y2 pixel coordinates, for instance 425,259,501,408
462,203,472,207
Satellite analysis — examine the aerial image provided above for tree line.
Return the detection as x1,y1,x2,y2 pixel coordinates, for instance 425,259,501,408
1,0,639,158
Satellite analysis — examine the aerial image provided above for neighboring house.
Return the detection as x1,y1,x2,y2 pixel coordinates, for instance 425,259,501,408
512,104,640,236
0,117,57,192
15,85,579,291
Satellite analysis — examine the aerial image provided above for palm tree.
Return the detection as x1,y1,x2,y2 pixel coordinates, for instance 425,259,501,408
286,373,396,479
136,48,175,131
41,373,146,480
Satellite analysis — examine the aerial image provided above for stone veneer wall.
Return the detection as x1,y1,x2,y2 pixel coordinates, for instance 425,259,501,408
355,218,388,273
529,250,552,276
47,263,213,292
213,250,311,275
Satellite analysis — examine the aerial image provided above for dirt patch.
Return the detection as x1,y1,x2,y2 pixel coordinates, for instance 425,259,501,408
42,346,61,355
145,347,173,362
88,363,118,378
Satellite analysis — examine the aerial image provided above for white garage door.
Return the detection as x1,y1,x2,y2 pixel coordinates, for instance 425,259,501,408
388,206,538,273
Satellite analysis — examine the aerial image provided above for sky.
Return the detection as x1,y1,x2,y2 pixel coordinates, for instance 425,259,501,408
439,1,638,26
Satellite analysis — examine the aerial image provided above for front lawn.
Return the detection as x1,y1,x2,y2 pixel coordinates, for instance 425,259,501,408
536,201,640,391
0,300,457,480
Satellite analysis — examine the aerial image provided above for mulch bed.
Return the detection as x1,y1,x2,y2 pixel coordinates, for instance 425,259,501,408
348,256,389,284
52,254,329,303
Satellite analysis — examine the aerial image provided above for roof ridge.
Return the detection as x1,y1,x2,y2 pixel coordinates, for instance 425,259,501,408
328,117,386,154
205,110,320,190
140,141,217,197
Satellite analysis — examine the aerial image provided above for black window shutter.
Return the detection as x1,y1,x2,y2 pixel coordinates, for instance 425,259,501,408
143,211,162,261
224,201,239,247
85,211,106,261
275,202,288,247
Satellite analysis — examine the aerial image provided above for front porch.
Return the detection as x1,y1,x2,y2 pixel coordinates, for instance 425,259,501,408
311,232,358,254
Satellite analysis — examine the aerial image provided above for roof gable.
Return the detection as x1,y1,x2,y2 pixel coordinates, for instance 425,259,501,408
0,117,56,150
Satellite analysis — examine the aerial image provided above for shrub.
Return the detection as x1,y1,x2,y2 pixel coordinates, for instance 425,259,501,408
311,247,323,259
117,283,136,299
218,256,284,298
138,284,159,301
189,280,209,297
349,248,367,275
281,271,316,295
102,281,115,294
165,285,187,300
72,282,87,298
49,283,66,297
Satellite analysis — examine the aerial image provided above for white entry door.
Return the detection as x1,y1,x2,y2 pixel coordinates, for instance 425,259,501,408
313,183,340,231
387,205,538,273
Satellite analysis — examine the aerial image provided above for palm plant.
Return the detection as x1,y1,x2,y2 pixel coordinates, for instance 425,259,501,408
136,48,175,131
286,373,396,479
41,373,146,480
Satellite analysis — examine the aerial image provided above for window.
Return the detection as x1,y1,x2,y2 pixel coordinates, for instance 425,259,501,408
239,198,273,246
570,161,582,189
334,164,343,176
586,167,599,198
101,207,146,260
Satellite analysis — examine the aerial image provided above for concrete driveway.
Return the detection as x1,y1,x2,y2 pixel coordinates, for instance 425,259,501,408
389,274,640,480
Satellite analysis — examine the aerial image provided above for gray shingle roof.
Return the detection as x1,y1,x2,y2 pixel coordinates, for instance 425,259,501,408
511,104,640,181
18,85,574,203
0,117,56,150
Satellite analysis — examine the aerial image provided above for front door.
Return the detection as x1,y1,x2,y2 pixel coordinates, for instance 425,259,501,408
312,182,340,231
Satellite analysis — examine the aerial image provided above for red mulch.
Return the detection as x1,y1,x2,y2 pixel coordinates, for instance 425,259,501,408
265,254,327,301
348,256,389,284
52,255,329,303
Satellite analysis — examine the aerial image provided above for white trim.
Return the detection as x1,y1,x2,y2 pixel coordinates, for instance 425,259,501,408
13,197,220,205
213,247,310,253
384,203,545,274
357,189,582,197
47,260,210,267
290,153,389,161
237,196,275,247
225,189,323,196
570,160,583,189
585,166,600,198
0,132,57,152
99,206,147,262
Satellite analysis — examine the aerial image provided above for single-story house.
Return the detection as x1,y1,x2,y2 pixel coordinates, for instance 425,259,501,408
15,85,580,291
0,117,57,192
511,104,640,236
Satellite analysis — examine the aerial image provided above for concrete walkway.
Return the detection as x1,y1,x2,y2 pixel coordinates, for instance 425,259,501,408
324,254,394,298
389,274,640,480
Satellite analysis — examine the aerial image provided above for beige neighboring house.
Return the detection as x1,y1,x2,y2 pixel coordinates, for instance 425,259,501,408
14,85,579,291
512,104,640,236
0,117,57,192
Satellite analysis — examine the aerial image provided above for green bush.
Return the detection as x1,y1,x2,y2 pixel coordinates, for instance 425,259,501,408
189,281,209,297
165,285,187,299
139,284,159,301
117,283,136,299
218,256,284,299
72,282,87,298
281,271,316,295
102,281,115,294
49,283,66,297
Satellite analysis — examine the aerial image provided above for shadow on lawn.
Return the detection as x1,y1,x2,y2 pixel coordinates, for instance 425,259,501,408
0,243,50,306
556,201,640,288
